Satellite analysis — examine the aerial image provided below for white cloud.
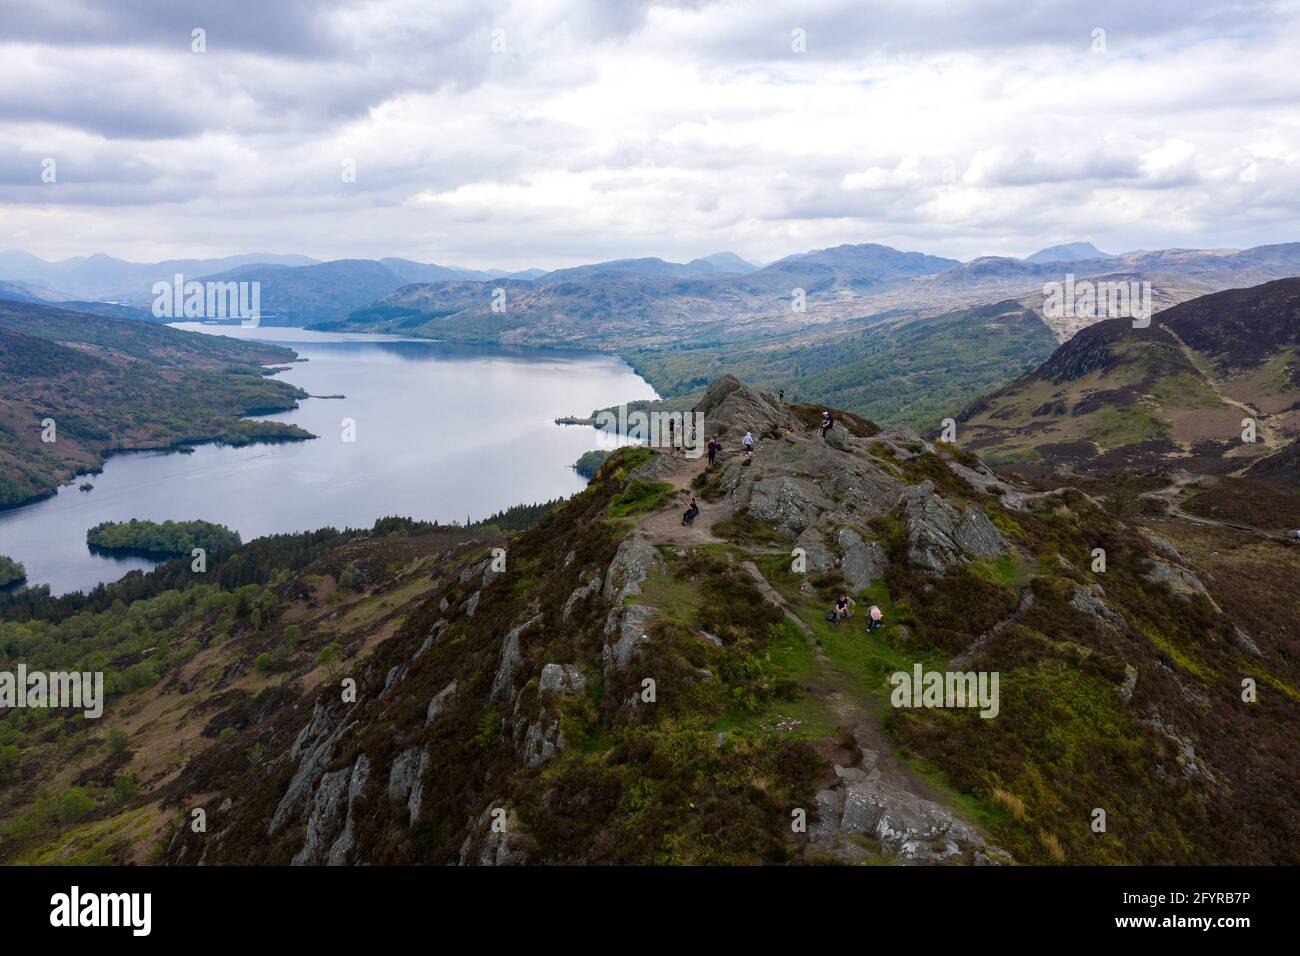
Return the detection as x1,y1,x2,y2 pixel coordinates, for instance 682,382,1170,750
0,0,1296,266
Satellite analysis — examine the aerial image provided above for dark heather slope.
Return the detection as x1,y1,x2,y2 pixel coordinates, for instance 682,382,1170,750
956,278,1300,478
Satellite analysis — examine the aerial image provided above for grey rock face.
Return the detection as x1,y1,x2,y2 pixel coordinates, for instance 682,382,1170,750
459,803,528,866
407,749,430,824
388,745,423,805
379,663,406,699
1232,626,1262,656
464,590,481,618
459,558,489,584
562,576,603,621
1070,583,1127,633
427,681,458,723
1119,664,1139,704
900,480,1006,573
1143,558,1210,600
291,766,349,865
824,422,851,451
692,374,792,444
793,527,836,573
837,527,886,592
325,754,370,866
807,729,1011,865
603,603,656,673
489,615,542,704
292,753,369,866
747,475,827,538
413,619,447,660
521,716,563,767
604,535,659,604
269,703,354,837
539,663,587,695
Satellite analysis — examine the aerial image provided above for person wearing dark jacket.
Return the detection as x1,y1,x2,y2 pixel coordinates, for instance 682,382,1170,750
682,496,700,526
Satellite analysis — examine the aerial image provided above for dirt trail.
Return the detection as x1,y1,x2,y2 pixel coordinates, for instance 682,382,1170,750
636,453,734,547
1162,324,1279,451
1139,470,1296,542
629,464,997,857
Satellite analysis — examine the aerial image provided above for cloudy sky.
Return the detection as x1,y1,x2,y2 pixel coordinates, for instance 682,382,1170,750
2,0,1298,269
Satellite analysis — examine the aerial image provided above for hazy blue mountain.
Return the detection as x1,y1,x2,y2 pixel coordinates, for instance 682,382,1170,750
1024,241,1113,264
0,251,321,301
194,259,412,325
687,251,760,273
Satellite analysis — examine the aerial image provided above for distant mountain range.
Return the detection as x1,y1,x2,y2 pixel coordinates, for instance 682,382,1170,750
6,242,1300,345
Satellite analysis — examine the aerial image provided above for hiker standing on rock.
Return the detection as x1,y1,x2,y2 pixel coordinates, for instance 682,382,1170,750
743,431,754,456
706,435,718,465
668,416,676,458
820,410,834,439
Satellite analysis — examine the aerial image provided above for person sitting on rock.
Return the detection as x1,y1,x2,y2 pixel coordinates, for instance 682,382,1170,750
682,495,700,526
832,594,852,623
867,605,884,632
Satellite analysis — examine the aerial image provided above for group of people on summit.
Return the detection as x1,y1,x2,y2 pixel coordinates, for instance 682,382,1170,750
673,393,883,634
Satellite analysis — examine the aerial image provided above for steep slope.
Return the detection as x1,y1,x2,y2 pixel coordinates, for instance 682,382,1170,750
0,302,309,508
10,377,1291,866
957,278,1300,479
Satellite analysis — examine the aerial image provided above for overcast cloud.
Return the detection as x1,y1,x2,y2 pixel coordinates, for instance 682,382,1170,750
1,0,1297,267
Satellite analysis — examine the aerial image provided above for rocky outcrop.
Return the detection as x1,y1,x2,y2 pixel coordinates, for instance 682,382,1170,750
808,728,1010,865
793,527,836,573
562,575,603,621
458,803,530,866
539,663,587,695
1070,582,1127,634
603,603,656,673
747,475,829,538
385,745,431,825
900,480,1007,573
1143,557,1211,600
489,615,542,704
292,753,369,866
836,527,886,591
426,680,457,722
269,702,355,837
604,535,658,604
693,375,791,443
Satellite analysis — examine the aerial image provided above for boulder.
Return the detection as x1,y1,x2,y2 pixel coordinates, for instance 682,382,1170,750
426,681,458,723
539,663,587,695
837,527,886,592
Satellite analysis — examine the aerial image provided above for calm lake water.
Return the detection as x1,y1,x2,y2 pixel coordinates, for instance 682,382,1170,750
0,325,655,596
